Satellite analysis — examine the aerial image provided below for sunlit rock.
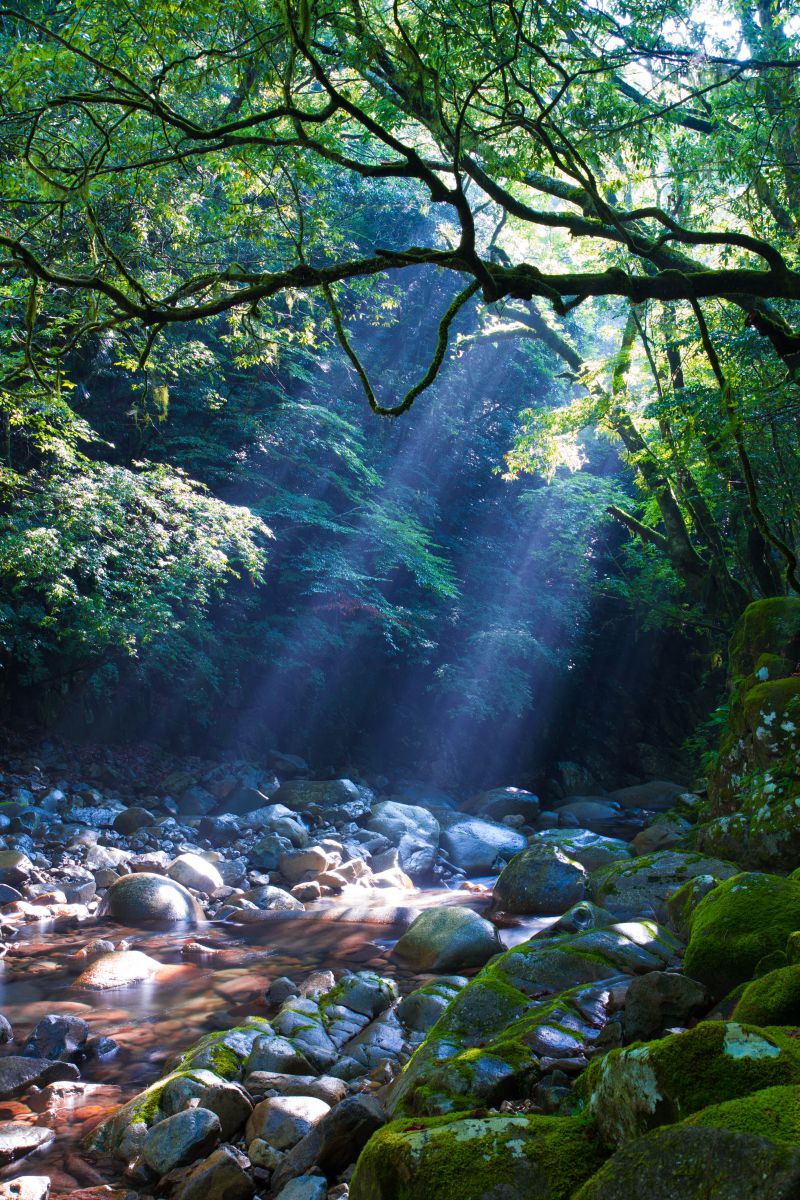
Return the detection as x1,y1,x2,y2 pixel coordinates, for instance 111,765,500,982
98,871,204,926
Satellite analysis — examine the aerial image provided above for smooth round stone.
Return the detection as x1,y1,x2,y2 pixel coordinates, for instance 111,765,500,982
98,871,204,926
0,1124,53,1166
393,906,502,972
491,844,587,915
142,1107,221,1174
167,853,224,894
74,949,161,990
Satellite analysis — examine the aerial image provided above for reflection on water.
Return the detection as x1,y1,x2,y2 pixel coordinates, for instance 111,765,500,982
0,883,529,1196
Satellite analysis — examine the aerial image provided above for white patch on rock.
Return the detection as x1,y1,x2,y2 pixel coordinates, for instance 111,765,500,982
723,1023,781,1060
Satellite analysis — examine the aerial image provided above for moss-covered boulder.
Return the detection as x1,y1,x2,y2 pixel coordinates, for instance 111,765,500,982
490,844,587,915
573,1124,800,1200
392,907,502,973
683,872,800,999
702,598,800,870
685,1083,800,1144
388,922,679,1117
733,965,800,1025
349,1113,607,1200
573,1021,800,1147
663,873,719,939
589,850,739,919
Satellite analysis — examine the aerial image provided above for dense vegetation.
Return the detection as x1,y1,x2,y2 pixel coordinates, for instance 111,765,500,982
0,0,798,783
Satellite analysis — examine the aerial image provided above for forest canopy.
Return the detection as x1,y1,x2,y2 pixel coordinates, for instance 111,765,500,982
0,0,798,776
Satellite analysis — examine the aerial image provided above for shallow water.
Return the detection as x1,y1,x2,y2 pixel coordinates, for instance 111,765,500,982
0,882,554,1195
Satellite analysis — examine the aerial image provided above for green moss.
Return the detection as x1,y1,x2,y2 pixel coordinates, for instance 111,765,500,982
85,1068,209,1157
684,873,800,999
733,965,800,1025
729,599,800,679
349,1113,608,1200
685,1084,800,1146
573,1021,800,1147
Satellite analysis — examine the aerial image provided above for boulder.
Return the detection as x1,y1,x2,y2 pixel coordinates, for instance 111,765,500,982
167,853,224,894
393,907,502,972
623,971,709,1042
0,1056,79,1101
22,1014,89,1060
437,813,527,875
74,949,160,989
632,812,692,856
590,851,739,920
0,1177,51,1200
350,1113,606,1200
246,1094,331,1149
683,872,800,999
272,779,374,820
0,1125,54,1167
733,965,800,1026
173,1144,255,1200
535,830,631,873
270,1094,386,1193
366,802,440,878
609,781,686,811
491,844,587,915
112,806,156,835
460,788,540,824
98,871,204,926
142,1107,221,1175
0,851,32,887
556,799,625,835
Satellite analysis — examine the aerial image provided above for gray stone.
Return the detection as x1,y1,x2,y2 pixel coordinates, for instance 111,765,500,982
273,1178,328,1200
22,1014,89,1060
536,829,632,872
112,806,156,835
0,851,32,886
438,813,527,875
271,1095,386,1193
247,884,304,912
173,1144,255,1200
393,906,501,972
243,1073,347,1106
461,787,540,823
245,1094,331,1149
0,1125,53,1167
167,853,224,894
279,847,332,884
609,780,686,811
74,949,160,989
366,802,439,878
0,1176,51,1200
590,851,740,920
247,1035,315,1076
142,1107,221,1174
0,1056,79,1101
98,871,204,925
491,844,587,914
623,971,710,1042
273,779,374,820
195,1079,253,1138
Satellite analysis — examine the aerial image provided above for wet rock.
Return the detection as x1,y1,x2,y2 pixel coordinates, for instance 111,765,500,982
366,802,439,879
0,884,23,905
218,785,276,815
536,829,631,872
74,949,160,990
240,805,308,844
590,851,739,920
0,1125,54,1167
271,1094,386,1194
623,971,710,1042
269,751,310,777
244,1073,347,1106
23,1014,89,1060
491,844,587,914
167,853,224,894
557,799,624,835
98,871,204,926
537,900,617,937
274,1178,327,1200
350,1113,606,1200
664,874,719,940
397,978,466,1034
267,977,299,1006
0,1014,13,1043
246,1095,331,1149
279,847,333,885
292,881,321,902
460,787,540,824
141,1107,221,1175
177,786,218,816
247,1035,315,1076
0,851,33,886
393,906,501,972
437,813,527,875
195,1079,253,1139
174,1144,255,1200
0,1056,79,1100
632,812,692,856
609,780,686,811
246,885,304,912
0,1176,51,1200
574,1124,800,1200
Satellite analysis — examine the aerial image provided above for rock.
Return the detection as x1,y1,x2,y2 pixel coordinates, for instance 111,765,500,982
273,1179,327,1200
491,844,587,915
279,847,332,885
177,786,218,816
664,874,719,939
142,1107,222,1175
167,853,224,894
556,799,624,835
575,1021,800,1146
535,830,631,872
244,1073,347,1106
0,1125,54,1167
22,1014,89,1060
247,1035,315,1076
195,1079,253,1139
0,1056,79,1100
271,1094,386,1194
574,1124,800,1200
292,881,321,902
437,813,527,875
98,871,204,926
590,851,739,920
609,780,686,811
0,883,23,905
241,806,308,845
632,813,692,856
74,949,160,989
269,751,310,777
623,972,710,1042
173,1144,255,1200
537,901,617,937
397,978,466,1033
112,806,156,834
246,1095,331,1149
366,802,439,878
460,787,540,823
683,872,800,999
0,1177,51,1200
219,785,276,815
273,780,374,820
0,851,32,886
350,1113,606,1200
733,965,800,1025
247,884,304,912
0,1014,13,1043
392,906,501,972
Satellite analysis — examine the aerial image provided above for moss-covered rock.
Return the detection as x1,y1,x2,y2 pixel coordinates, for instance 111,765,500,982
589,850,739,919
702,599,800,870
664,873,719,939
490,844,587,915
573,1021,800,1147
733,965,800,1025
349,1113,607,1200
573,1124,800,1200
86,1068,219,1158
685,1083,800,1145
683,872,800,999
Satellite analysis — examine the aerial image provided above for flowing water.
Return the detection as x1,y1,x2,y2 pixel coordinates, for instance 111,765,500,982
0,882,554,1196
